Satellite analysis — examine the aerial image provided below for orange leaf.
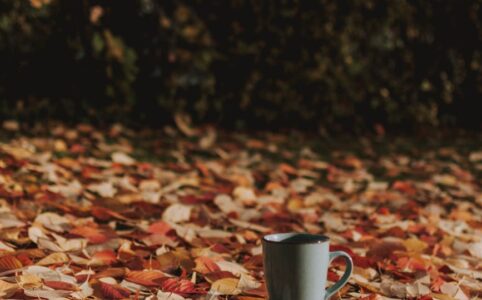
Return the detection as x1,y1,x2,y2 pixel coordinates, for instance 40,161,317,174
279,163,297,175
147,221,172,235
396,256,427,272
0,255,22,271
392,181,417,196
70,226,109,244
126,270,165,287
194,257,221,274
91,250,117,265
100,282,131,299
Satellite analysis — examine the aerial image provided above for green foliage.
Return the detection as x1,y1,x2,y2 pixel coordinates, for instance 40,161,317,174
0,0,480,130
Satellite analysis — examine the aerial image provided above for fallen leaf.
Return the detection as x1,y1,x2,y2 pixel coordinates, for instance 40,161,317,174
0,255,22,271
210,277,241,295
112,152,136,165
0,279,18,298
467,242,482,258
403,237,428,253
37,252,69,266
35,212,71,232
154,291,186,299
161,278,197,296
100,281,132,299
70,226,110,244
17,273,42,289
88,181,117,198
162,204,193,223
126,270,165,287
90,249,117,266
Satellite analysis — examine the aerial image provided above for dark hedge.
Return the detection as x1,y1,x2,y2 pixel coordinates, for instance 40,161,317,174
0,0,481,130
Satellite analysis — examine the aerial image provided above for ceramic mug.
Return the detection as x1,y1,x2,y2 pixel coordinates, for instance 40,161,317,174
262,232,353,300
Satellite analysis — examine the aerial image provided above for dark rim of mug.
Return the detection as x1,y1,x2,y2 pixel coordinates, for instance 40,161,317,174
262,233,329,244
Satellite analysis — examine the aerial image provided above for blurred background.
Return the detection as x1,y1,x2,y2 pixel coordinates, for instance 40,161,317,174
0,0,480,132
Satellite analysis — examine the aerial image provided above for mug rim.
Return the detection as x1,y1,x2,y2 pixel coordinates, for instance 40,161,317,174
263,232,329,244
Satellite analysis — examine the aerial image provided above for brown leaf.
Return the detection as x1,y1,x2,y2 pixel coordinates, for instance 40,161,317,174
44,280,78,291
93,268,126,279
366,241,406,261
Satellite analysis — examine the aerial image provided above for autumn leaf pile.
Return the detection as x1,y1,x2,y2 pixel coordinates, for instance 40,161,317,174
0,123,481,299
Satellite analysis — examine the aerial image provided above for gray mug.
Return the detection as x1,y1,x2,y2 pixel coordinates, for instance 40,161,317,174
262,233,353,300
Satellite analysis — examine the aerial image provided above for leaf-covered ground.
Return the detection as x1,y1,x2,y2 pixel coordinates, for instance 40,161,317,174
0,123,481,299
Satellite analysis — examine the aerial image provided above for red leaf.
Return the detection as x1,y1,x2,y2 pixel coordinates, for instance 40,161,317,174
15,253,33,266
392,180,417,196
181,193,215,204
327,270,340,282
210,244,230,254
0,255,22,271
70,144,86,154
100,282,131,299
330,245,372,268
161,278,198,296
126,270,165,287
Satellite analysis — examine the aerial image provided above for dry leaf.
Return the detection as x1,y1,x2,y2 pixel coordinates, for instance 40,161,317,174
88,181,117,198
210,277,241,295
403,237,428,253
0,255,22,271
126,270,165,287
162,204,193,223
37,252,69,266
0,279,18,298
112,152,136,165
154,291,186,300
17,273,43,289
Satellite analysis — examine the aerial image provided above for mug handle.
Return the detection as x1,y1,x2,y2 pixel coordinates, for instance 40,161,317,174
325,251,353,299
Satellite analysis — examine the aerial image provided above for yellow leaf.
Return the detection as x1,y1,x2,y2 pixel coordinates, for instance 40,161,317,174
287,198,303,212
17,273,42,289
0,279,18,298
37,252,69,266
432,293,456,300
403,237,428,253
210,277,241,295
